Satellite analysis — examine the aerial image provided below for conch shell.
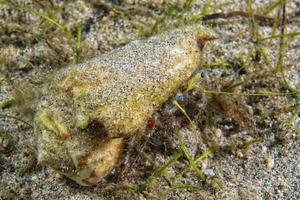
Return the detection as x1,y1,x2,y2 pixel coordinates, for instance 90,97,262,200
34,25,215,185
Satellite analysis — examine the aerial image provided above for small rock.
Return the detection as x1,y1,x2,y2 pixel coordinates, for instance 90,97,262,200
266,157,274,169
204,169,215,178
215,129,222,138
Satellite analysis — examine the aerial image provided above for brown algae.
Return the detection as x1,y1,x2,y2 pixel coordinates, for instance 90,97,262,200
34,25,215,186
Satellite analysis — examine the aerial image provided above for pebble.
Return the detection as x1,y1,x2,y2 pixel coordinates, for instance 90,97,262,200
204,169,215,178
266,157,274,169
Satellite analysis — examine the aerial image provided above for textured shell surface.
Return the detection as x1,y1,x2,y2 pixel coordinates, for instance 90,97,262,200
34,24,215,186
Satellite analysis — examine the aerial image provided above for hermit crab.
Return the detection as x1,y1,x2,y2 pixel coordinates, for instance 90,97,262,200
34,25,216,185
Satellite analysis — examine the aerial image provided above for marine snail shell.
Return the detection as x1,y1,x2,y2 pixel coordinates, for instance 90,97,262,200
34,25,215,186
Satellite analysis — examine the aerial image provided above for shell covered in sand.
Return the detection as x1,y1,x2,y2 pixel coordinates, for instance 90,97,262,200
34,25,215,185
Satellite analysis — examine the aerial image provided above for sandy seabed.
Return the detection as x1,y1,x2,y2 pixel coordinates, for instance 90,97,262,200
0,0,299,199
